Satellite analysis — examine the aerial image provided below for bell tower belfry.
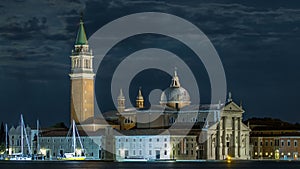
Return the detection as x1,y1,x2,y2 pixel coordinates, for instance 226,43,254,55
69,16,95,124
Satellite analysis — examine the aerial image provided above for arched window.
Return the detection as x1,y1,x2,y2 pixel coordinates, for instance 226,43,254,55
74,59,78,68
169,117,176,124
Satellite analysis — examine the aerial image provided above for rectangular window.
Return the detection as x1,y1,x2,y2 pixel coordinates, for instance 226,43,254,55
191,150,193,155
254,141,257,146
275,140,279,146
294,140,297,147
260,141,262,146
149,150,152,155
270,141,273,146
164,150,167,155
265,141,268,146
164,143,167,148
281,140,284,147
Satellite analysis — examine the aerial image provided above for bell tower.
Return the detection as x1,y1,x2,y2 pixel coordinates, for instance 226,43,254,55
69,16,95,124
136,88,144,109
117,89,125,113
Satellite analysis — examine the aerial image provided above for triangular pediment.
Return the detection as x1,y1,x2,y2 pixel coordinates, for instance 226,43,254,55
223,101,244,113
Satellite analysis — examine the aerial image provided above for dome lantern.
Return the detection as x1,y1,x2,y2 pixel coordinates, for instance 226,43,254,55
160,69,191,110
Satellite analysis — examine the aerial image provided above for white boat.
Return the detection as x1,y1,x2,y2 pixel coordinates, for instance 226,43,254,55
10,153,32,160
33,119,44,160
57,120,86,160
10,114,32,161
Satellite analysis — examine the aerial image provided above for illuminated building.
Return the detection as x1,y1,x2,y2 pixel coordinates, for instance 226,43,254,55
250,126,300,160
69,16,95,124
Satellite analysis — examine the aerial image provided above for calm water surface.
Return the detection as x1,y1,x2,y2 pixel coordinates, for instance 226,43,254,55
1,160,300,169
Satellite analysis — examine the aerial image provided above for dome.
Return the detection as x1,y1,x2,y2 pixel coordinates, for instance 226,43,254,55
160,69,191,109
160,87,191,109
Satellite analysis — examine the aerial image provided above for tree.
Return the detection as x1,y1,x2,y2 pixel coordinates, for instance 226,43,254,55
51,122,67,129
0,122,5,152
0,122,4,143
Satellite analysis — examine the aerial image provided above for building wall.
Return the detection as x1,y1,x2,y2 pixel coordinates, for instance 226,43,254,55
115,135,171,161
8,126,32,155
134,110,219,129
71,78,94,124
170,135,197,160
39,136,102,160
251,136,300,160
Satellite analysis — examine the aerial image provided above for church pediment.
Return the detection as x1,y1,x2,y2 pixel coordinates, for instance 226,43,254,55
222,101,244,113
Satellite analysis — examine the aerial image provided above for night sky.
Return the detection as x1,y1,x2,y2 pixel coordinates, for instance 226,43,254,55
0,0,300,127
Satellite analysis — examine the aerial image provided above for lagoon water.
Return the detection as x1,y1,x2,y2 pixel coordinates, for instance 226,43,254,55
1,160,300,169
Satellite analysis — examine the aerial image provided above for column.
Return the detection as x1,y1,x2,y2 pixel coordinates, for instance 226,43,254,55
232,117,236,157
222,116,226,159
238,117,242,157
217,120,221,160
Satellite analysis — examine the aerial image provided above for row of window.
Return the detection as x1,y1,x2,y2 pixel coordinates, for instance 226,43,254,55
121,149,195,156
72,58,92,69
174,143,194,148
255,140,298,147
254,151,296,157
119,138,194,142
119,138,168,142
40,138,94,143
124,117,134,124
169,117,207,123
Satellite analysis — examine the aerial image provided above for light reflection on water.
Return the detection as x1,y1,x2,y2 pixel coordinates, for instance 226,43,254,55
1,161,300,169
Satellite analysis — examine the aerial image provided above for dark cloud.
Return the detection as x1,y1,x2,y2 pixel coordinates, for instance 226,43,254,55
0,0,299,126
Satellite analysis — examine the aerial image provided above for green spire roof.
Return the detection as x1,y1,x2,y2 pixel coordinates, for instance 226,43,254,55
75,17,88,45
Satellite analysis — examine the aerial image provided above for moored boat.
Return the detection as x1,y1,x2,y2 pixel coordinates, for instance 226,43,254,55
57,120,86,160
9,114,32,161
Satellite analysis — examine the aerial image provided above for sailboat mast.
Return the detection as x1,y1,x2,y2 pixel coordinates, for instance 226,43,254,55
5,123,8,154
72,120,76,154
37,119,40,154
21,114,24,155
